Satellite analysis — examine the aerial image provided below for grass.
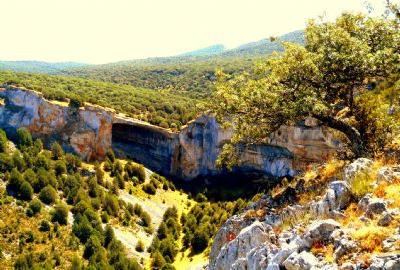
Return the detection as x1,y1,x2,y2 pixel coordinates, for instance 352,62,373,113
351,224,392,252
348,160,383,198
311,242,334,263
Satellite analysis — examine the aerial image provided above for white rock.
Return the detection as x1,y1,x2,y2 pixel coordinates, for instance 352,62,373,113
282,251,318,270
343,158,373,183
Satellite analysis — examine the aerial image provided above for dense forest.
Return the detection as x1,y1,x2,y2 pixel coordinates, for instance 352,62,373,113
60,31,304,98
0,71,198,130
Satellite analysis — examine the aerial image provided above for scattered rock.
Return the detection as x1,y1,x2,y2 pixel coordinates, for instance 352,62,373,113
340,262,355,270
378,212,393,227
343,158,373,183
328,181,353,209
366,199,387,216
305,219,341,244
282,251,318,270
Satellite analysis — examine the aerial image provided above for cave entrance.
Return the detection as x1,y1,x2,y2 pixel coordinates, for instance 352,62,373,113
111,122,177,176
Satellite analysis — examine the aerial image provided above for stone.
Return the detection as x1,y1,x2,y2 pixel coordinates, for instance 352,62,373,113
282,251,318,270
378,212,393,226
333,238,357,262
328,181,353,209
343,158,373,183
305,219,341,244
366,199,387,216
265,263,280,270
212,221,270,270
385,259,400,270
339,262,355,270
376,166,395,183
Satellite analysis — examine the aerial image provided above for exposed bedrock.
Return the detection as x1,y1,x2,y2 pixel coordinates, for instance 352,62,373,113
0,87,341,180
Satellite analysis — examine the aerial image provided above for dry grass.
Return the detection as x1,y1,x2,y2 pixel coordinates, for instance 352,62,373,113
311,242,334,263
351,224,392,252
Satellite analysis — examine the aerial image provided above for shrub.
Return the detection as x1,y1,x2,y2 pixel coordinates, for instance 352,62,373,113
54,160,67,176
51,203,68,225
83,235,102,259
191,229,209,253
16,128,33,148
51,142,64,160
143,183,156,195
39,185,58,204
7,168,23,193
19,181,33,201
69,97,83,109
39,220,51,232
23,169,36,186
0,128,7,153
65,153,82,173
135,240,145,252
28,199,42,216
104,225,115,248
125,162,146,182
35,153,50,170
106,148,115,162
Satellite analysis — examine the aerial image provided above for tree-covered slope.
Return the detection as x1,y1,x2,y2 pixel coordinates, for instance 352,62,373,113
0,61,87,74
60,31,304,98
0,71,198,129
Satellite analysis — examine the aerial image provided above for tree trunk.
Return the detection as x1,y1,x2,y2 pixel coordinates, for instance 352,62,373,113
312,113,364,157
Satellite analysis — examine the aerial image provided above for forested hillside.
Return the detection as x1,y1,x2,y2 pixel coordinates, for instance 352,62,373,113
60,31,304,98
0,71,198,130
0,61,87,74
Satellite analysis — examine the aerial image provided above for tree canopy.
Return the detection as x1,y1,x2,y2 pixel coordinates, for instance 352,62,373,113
212,12,400,168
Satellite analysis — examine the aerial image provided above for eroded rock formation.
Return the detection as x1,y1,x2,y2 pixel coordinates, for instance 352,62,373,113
0,87,341,180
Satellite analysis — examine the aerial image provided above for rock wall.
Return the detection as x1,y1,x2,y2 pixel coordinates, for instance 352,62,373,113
0,87,341,180
0,87,113,161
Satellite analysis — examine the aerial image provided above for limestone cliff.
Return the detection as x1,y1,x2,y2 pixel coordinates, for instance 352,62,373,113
0,87,341,180
0,87,113,161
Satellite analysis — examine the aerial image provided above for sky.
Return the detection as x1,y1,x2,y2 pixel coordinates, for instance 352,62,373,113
0,0,386,64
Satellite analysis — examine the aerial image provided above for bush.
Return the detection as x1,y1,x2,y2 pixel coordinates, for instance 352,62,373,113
39,185,58,204
83,235,102,259
51,203,68,225
39,220,51,232
28,199,42,216
0,128,7,153
51,142,64,160
65,153,82,173
54,160,67,176
142,183,156,195
19,181,33,201
69,97,83,109
135,240,145,252
106,148,115,162
125,162,146,182
16,128,33,148
191,229,209,253
7,168,23,193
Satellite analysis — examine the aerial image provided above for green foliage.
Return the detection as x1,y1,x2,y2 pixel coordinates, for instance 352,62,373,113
0,70,197,129
51,203,69,225
39,185,58,204
19,181,33,201
28,199,42,216
54,160,67,176
124,162,146,182
212,13,400,164
16,128,33,149
51,142,64,160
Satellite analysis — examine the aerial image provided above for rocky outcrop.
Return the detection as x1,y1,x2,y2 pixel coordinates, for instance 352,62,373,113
0,87,113,161
0,87,341,179
208,159,400,270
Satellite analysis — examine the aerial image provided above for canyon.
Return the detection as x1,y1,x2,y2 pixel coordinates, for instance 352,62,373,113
0,87,341,180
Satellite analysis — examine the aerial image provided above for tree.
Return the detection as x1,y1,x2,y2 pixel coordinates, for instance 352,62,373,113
19,181,33,201
16,128,33,148
83,235,102,259
51,142,64,160
51,203,68,225
191,229,209,253
39,185,58,204
211,13,400,165
54,160,67,176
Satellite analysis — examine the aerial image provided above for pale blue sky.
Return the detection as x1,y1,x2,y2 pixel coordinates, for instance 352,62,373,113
0,0,385,64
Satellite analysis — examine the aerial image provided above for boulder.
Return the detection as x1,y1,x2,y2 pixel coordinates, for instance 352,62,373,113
212,221,270,270
343,158,373,183
328,181,353,209
304,219,341,244
378,212,393,227
358,195,387,216
340,262,355,270
282,251,318,270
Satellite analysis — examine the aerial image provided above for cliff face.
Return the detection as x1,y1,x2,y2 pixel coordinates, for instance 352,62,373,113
0,87,341,180
0,87,113,161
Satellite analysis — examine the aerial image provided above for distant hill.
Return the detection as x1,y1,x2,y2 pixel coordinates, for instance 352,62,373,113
0,61,87,74
179,44,226,57
60,30,304,98
222,30,304,57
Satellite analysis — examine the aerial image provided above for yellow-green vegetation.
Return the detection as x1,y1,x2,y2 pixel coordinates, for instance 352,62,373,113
0,128,142,269
0,71,198,130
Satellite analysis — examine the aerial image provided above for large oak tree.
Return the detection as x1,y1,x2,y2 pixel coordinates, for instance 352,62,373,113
212,13,399,168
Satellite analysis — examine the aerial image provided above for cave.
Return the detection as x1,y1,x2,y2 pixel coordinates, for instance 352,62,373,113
111,122,178,176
